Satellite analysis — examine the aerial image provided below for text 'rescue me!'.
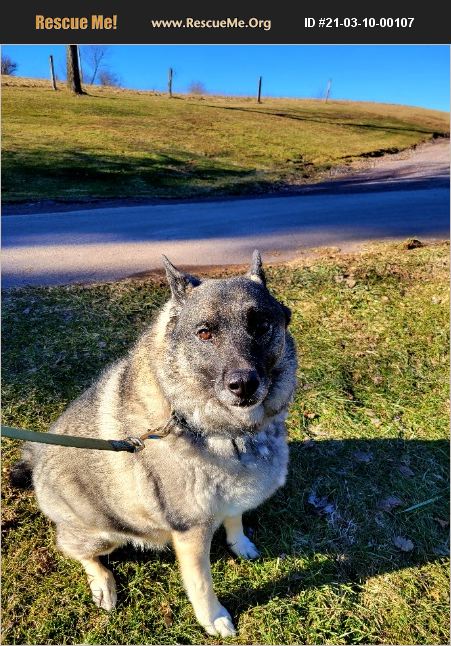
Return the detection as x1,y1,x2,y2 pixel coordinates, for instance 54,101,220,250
35,15,118,30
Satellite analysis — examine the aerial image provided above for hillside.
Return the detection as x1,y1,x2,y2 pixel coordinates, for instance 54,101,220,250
2,76,449,204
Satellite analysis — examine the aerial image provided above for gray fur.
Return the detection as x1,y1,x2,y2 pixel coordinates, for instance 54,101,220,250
18,252,297,635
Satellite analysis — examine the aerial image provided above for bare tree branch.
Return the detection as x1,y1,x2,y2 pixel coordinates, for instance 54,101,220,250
188,81,207,95
1,55,18,75
98,70,121,87
82,46,109,85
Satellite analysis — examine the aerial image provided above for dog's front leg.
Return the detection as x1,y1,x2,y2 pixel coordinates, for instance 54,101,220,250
224,514,260,559
172,526,236,637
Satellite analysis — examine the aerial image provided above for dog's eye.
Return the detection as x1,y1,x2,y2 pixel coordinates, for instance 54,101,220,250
197,328,213,341
253,320,271,337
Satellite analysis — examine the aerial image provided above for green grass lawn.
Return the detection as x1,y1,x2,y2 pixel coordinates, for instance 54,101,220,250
2,76,449,204
1,241,449,645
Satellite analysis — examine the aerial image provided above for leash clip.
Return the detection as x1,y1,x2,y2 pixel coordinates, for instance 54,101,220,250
145,417,174,440
109,436,146,453
125,436,146,452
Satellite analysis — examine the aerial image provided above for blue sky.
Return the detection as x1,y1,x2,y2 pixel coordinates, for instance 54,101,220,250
2,45,450,111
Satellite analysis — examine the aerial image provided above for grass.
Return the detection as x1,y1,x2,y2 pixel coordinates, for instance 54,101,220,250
2,76,449,204
1,240,449,644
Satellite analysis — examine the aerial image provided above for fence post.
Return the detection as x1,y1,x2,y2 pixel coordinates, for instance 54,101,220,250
49,55,57,91
324,79,332,103
168,67,173,97
257,76,262,103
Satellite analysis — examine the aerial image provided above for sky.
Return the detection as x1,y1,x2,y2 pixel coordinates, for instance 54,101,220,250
2,45,450,111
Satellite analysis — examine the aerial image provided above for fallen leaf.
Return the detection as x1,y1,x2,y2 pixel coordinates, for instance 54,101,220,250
307,492,326,508
432,544,449,557
393,536,414,552
345,278,357,288
353,450,374,463
374,511,386,527
53,351,66,366
433,517,449,529
160,603,173,628
401,238,423,250
308,493,327,507
378,496,404,512
307,492,335,516
398,465,415,477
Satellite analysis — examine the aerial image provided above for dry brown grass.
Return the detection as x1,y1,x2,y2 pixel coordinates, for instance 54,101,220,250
2,76,449,203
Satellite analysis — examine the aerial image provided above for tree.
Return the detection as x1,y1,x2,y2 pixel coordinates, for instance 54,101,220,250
82,46,109,85
1,55,18,75
188,81,207,95
98,70,121,87
66,45,84,94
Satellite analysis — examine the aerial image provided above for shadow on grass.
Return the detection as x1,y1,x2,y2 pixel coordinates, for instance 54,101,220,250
202,103,447,137
108,437,449,613
1,148,256,201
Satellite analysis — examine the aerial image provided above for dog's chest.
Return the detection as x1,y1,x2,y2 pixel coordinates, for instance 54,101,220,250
184,422,289,518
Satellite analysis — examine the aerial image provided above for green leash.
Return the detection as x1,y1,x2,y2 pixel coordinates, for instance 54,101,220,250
0,420,173,453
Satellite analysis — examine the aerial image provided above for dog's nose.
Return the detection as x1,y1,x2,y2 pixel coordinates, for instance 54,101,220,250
226,370,260,399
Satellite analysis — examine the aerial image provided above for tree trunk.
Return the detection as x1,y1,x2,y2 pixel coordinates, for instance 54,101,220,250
66,45,84,94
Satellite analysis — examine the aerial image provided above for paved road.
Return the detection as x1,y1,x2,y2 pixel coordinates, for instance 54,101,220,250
2,141,449,288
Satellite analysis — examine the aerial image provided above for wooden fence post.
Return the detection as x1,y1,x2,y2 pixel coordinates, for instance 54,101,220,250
168,67,173,97
49,55,57,91
324,79,332,103
257,76,262,103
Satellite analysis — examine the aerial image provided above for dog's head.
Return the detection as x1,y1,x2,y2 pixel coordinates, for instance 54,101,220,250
157,251,296,433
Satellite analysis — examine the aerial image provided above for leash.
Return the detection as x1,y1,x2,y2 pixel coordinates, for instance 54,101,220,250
0,417,174,454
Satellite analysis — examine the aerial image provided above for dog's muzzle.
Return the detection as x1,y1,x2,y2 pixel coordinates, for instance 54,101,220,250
225,369,261,407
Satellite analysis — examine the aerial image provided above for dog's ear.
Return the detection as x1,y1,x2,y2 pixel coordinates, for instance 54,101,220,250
281,303,292,327
162,256,201,302
247,249,266,286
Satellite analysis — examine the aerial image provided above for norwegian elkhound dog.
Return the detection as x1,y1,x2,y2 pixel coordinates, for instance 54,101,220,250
12,251,297,637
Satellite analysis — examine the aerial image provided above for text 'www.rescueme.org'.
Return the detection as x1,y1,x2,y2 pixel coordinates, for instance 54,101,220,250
150,17,272,31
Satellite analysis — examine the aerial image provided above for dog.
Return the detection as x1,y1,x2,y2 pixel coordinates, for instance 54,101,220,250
11,251,297,637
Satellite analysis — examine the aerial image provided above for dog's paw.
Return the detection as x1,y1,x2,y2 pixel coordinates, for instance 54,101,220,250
202,607,236,637
89,571,117,611
228,534,260,560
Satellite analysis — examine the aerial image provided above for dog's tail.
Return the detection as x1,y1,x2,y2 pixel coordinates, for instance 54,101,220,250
9,443,34,489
